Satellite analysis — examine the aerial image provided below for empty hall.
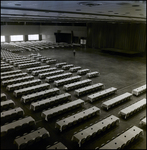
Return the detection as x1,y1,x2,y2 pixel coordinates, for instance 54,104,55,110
1,1,146,149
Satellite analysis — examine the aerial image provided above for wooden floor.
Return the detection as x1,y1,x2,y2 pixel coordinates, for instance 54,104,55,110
1,47,146,149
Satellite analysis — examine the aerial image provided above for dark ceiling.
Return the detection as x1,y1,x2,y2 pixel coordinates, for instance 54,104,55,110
1,1,146,23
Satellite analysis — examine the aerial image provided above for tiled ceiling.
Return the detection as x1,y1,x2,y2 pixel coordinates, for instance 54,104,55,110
1,1,146,23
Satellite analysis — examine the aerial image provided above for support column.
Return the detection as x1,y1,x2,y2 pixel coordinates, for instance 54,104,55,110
39,34,42,41
5,35,10,43
24,35,28,42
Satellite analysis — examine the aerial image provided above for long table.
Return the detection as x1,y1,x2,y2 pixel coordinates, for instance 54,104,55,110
69,66,81,72
6,79,41,91
1,107,24,122
99,126,143,149
1,73,28,81
77,69,90,75
46,59,57,64
118,98,146,119
26,65,50,73
101,92,132,110
86,71,100,78
75,83,104,97
14,128,50,149
1,93,7,101
1,100,15,111
21,88,60,103
2,76,34,86
54,76,81,87
38,70,64,79
13,83,50,97
32,67,57,76
41,99,84,121
1,70,22,76
62,64,74,70
132,84,146,96
1,116,36,137
55,62,67,68
87,87,117,102
1,65,14,72
63,79,92,91
18,62,41,69
71,115,120,147
30,93,71,111
45,73,72,83
14,60,36,66
139,117,146,127
46,142,67,149
55,106,101,132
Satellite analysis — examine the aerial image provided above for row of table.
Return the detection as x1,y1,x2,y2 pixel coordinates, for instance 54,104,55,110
30,93,71,111
2,75,34,86
13,83,50,97
32,67,56,76
38,69,64,79
1,72,28,81
21,88,60,103
26,65,50,73
6,79,41,91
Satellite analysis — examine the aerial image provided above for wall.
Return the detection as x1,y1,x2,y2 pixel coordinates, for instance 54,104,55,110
1,24,87,43
87,22,146,53
1,25,40,42
1,25,40,36
40,25,87,43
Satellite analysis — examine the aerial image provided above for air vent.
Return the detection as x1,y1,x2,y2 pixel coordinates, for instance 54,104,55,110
108,11,113,12
135,9,141,11
78,2,102,7
76,9,81,11
132,5,140,7
15,4,21,6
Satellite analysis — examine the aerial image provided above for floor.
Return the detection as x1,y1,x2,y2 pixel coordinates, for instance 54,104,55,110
1,47,146,149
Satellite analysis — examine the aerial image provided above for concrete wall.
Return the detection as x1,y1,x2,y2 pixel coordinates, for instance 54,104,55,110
40,25,87,43
1,25,40,36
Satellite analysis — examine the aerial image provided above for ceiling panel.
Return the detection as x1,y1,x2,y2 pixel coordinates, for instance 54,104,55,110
1,1,146,23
